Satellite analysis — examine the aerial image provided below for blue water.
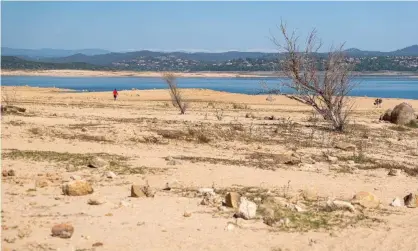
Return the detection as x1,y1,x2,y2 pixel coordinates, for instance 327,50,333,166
1,75,418,99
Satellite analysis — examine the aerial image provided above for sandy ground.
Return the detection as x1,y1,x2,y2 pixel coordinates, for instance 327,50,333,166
2,69,418,78
1,86,418,251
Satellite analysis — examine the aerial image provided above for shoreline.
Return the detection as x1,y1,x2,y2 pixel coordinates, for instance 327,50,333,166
1,69,418,78
2,85,417,101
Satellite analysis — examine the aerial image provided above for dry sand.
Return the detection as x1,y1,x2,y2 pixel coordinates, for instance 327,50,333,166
1,86,418,251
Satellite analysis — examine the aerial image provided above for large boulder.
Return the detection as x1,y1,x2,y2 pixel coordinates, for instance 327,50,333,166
390,103,415,125
62,180,93,196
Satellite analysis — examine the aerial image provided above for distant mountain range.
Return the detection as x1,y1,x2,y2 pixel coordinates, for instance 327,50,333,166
2,45,418,64
1,45,418,72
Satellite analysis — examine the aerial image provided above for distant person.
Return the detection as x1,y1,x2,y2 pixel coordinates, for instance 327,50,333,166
113,89,118,101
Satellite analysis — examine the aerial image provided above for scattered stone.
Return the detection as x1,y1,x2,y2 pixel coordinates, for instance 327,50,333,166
327,156,338,163
131,184,155,198
301,188,319,202
294,205,306,212
88,198,105,205
105,213,113,217
183,211,192,217
119,200,131,207
225,192,241,208
201,192,221,207
106,171,117,179
335,142,356,151
92,242,103,247
131,185,146,198
35,178,49,188
235,197,257,220
62,180,94,196
388,169,401,176
224,222,236,231
352,191,380,209
70,175,82,180
404,193,418,208
326,199,355,212
51,224,74,239
390,197,404,207
7,170,15,177
88,157,107,168
390,103,415,125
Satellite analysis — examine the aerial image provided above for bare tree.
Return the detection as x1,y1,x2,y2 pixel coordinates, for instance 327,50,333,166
271,21,355,131
162,72,187,114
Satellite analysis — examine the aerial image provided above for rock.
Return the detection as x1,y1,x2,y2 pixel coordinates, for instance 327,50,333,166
51,223,74,238
326,199,355,212
35,178,49,188
183,211,192,217
390,197,404,207
131,185,146,198
327,156,338,163
88,157,107,168
92,242,103,247
62,180,94,196
70,175,82,180
335,142,356,151
119,200,131,207
294,205,306,212
225,222,235,231
236,197,257,220
7,170,15,177
404,193,418,208
131,184,155,198
301,188,319,202
201,193,221,207
225,192,241,208
2,170,8,177
81,127,88,132
388,169,401,176
352,191,380,209
390,103,415,125
106,171,117,179
380,109,392,121
87,198,105,205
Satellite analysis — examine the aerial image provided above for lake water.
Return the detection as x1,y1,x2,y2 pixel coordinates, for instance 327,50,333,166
1,75,418,99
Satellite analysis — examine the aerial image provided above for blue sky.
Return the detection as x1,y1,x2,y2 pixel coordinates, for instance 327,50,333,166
1,1,417,52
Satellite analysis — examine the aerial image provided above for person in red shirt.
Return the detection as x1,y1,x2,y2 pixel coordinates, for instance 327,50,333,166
113,89,118,101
